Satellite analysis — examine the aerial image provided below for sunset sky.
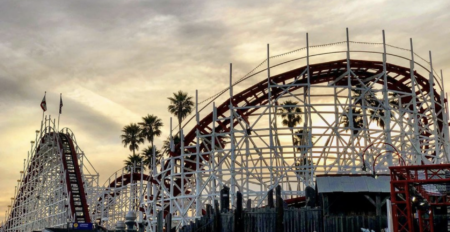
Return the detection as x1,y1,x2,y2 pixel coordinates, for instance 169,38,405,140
1,0,449,220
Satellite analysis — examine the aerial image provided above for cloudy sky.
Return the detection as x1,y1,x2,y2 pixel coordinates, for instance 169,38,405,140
0,0,449,219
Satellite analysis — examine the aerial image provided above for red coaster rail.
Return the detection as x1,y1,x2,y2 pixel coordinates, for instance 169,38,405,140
59,133,91,223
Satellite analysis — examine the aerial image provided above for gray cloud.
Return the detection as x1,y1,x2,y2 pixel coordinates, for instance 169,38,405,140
61,97,123,142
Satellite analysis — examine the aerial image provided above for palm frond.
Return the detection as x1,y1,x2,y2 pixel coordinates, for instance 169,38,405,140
124,154,145,173
278,100,303,128
139,114,163,144
121,123,144,155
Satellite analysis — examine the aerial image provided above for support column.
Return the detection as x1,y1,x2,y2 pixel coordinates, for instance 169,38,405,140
409,39,421,164
267,44,274,188
169,158,174,215
152,147,157,232
180,129,185,225
346,28,357,171
306,33,313,185
428,51,441,163
213,103,221,191
195,89,202,217
440,71,450,162
229,63,236,207
382,30,393,166
334,83,341,172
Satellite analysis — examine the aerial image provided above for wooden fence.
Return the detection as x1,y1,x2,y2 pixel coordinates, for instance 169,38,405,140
176,185,388,232
179,206,323,232
179,185,323,232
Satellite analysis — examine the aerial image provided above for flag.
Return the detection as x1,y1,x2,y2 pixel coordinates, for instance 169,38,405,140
59,94,63,114
40,92,47,112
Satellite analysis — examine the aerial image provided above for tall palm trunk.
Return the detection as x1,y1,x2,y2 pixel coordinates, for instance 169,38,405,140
178,105,183,138
151,139,154,150
178,116,182,138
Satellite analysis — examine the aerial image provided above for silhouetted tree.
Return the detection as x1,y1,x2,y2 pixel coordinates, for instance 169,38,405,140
139,114,163,148
124,154,145,173
279,100,302,160
142,145,162,169
121,123,144,155
168,91,194,137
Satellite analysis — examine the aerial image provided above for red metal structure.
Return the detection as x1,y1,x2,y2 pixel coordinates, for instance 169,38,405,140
390,164,450,232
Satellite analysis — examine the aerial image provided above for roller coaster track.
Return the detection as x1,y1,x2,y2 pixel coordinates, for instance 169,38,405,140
188,59,441,149
5,59,442,231
167,58,444,178
117,59,444,219
63,52,448,232
4,132,90,231
80,58,448,230
59,133,91,223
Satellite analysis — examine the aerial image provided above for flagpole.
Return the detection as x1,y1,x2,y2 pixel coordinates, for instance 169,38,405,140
41,91,46,128
58,93,61,133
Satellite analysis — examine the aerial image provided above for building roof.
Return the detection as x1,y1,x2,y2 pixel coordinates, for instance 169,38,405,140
316,175,390,193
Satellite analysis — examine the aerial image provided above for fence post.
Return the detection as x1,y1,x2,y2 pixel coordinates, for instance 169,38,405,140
165,213,172,232
220,186,230,213
276,185,284,231
268,189,274,208
235,191,243,231
206,204,213,217
214,200,221,232
246,199,252,210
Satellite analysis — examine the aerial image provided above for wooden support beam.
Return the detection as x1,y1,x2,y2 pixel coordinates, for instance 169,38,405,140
376,193,381,216
364,194,376,206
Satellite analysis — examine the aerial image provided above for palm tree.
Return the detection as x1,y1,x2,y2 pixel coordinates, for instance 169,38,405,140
278,100,302,161
348,85,397,130
295,157,314,180
124,154,145,173
340,85,371,135
123,153,145,211
368,92,398,129
293,129,315,179
139,114,163,148
168,91,194,137
340,108,364,135
121,123,144,156
389,92,399,110
142,145,162,169
293,129,311,155
162,135,181,154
